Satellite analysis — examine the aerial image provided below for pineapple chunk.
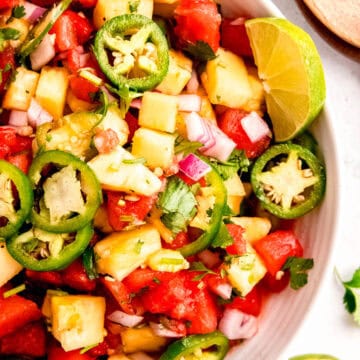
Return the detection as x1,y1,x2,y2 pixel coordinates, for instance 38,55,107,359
200,48,253,108
139,92,178,133
189,187,216,230
35,66,69,120
131,127,175,169
93,204,113,234
147,249,189,272
0,243,23,287
51,295,106,352
98,104,129,146
93,0,153,29
94,224,162,281
88,145,162,196
2,67,39,111
224,241,267,296
224,174,246,215
41,289,68,319
67,88,97,113
37,111,99,157
230,217,271,244
121,327,167,353
1,18,30,48
243,66,265,114
153,0,179,18
156,50,192,95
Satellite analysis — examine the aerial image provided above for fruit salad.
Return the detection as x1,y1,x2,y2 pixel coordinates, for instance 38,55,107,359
0,0,326,359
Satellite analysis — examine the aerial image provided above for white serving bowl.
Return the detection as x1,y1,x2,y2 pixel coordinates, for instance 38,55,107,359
219,1,340,359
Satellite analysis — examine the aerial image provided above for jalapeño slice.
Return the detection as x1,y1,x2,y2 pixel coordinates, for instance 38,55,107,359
94,13,169,92
28,150,102,233
251,143,326,219
0,160,33,239
7,224,93,271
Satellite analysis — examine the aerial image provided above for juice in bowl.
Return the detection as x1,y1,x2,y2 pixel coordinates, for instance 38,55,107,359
0,0,339,359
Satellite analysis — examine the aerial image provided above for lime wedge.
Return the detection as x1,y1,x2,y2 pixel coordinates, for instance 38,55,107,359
245,18,326,142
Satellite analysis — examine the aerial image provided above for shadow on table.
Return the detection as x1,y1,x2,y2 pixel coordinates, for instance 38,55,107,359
295,0,360,63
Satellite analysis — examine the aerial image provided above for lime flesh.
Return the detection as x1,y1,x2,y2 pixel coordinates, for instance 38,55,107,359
245,18,326,142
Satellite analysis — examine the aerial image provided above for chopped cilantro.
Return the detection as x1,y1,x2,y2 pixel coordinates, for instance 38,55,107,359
153,277,161,284
158,176,198,234
0,28,20,51
190,261,216,280
211,222,234,249
123,157,146,165
129,0,140,13
210,149,250,180
134,239,144,254
175,135,202,156
184,40,217,62
12,5,26,19
282,257,314,290
338,267,360,325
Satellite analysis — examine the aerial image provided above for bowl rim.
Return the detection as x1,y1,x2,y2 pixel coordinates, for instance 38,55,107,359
219,0,342,358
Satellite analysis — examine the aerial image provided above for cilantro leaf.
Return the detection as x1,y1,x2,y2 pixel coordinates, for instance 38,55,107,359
184,40,217,62
158,176,197,234
210,149,250,180
211,222,234,249
339,268,360,324
12,5,26,19
105,83,141,118
129,0,140,13
175,135,202,156
0,28,20,51
190,261,216,281
282,257,314,290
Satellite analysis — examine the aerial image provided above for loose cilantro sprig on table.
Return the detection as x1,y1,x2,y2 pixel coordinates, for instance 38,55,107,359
282,257,314,290
337,267,360,325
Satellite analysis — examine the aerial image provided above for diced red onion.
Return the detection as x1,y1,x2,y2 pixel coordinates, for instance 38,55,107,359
197,249,221,269
27,98,53,127
211,281,232,300
185,112,207,144
240,111,271,143
186,69,200,93
178,153,211,181
8,110,29,127
202,123,236,162
30,33,56,71
79,53,91,68
149,322,185,338
177,94,202,112
130,98,142,109
185,112,235,162
230,17,246,26
219,309,258,340
107,310,144,328
23,2,46,23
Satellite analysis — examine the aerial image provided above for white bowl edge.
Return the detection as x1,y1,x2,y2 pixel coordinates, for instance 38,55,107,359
218,1,341,359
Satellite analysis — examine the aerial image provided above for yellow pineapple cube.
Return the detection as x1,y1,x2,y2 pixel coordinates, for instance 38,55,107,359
132,127,176,169
2,67,39,111
230,217,272,244
139,91,178,133
156,50,193,95
153,0,179,18
93,0,153,29
35,66,69,120
94,224,162,281
224,174,246,215
121,327,167,353
0,243,23,287
201,47,253,108
224,241,267,296
51,295,106,352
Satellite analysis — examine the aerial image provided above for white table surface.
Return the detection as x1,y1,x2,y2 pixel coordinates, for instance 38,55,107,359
270,1,360,359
